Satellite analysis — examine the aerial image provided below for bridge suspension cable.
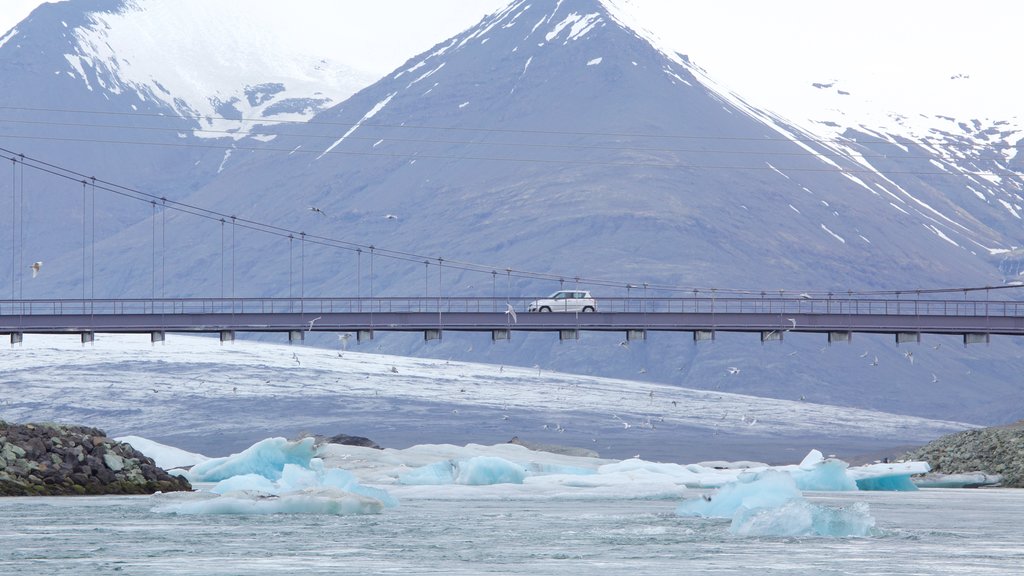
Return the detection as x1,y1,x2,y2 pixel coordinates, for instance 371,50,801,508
0,146,1020,300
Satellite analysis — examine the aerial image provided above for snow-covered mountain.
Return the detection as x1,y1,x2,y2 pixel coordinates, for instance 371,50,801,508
2,0,1023,431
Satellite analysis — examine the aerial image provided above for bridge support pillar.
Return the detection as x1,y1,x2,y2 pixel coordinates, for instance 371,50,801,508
288,330,304,343
357,329,373,343
760,330,783,342
693,330,715,342
10,332,23,345
81,332,94,344
491,329,510,341
220,330,235,343
559,329,578,341
963,333,990,345
626,329,646,342
896,332,920,345
424,329,442,341
827,331,851,344
151,331,165,344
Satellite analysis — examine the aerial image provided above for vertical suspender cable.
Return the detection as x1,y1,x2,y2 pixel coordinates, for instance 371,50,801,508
160,198,166,300
231,216,236,300
90,177,95,302
220,218,225,299
18,156,24,299
151,201,157,300
82,181,87,303
300,231,305,313
11,158,16,300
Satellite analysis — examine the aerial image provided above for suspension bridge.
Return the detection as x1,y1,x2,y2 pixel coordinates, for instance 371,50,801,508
2,148,1024,347
2,293,1022,346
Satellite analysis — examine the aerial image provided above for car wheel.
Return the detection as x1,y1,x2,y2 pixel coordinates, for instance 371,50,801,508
582,306,595,312
539,306,551,312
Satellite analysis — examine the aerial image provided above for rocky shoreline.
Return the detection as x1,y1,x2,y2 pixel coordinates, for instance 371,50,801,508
1,421,192,496
903,421,1024,488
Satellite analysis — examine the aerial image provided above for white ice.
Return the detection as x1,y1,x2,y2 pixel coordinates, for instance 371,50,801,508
137,437,927,521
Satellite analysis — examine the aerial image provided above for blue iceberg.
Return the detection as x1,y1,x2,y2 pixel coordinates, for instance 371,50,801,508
676,470,876,537
156,437,397,515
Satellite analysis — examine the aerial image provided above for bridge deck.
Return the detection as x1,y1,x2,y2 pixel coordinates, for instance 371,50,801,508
2,296,1022,338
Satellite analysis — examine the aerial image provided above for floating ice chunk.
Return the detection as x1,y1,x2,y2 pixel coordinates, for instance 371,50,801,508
399,455,595,486
676,469,876,537
115,435,209,470
788,449,858,491
847,459,929,491
730,498,875,537
211,473,277,494
913,472,1002,488
676,469,801,518
155,487,385,516
208,461,398,507
186,437,317,482
400,456,528,485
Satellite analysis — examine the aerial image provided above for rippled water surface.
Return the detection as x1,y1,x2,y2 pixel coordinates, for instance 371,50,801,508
2,489,1023,575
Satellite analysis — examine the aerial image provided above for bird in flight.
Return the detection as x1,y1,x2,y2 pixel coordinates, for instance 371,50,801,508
307,317,321,332
505,303,517,324
726,367,740,375
309,207,327,216
30,261,42,278
384,214,398,220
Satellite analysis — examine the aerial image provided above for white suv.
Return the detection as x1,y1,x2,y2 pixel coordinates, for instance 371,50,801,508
528,290,597,313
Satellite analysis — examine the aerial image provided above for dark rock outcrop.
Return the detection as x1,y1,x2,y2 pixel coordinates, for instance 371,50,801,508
0,421,193,496
903,421,1024,487
299,432,382,450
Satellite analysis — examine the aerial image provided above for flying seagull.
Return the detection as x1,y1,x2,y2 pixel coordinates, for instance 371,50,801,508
309,206,327,216
786,318,796,329
726,367,741,375
30,261,42,278
306,316,321,332
505,303,517,324
384,214,398,220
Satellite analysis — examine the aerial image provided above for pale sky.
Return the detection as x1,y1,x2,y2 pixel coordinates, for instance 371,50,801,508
1,0,53,32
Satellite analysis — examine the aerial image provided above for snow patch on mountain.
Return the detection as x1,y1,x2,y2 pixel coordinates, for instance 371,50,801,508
61,1,382,137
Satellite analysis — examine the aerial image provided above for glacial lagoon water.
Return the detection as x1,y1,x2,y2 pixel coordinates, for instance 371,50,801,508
2,488,1023,575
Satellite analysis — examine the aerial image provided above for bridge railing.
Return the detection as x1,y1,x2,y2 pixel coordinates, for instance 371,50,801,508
2,296,1024,317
